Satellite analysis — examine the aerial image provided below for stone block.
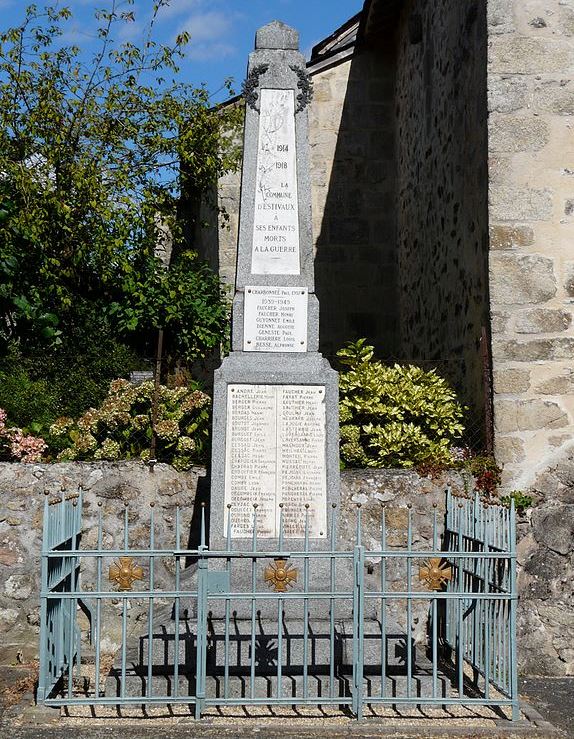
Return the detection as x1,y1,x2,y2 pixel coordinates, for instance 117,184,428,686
490,253,556,305
489,155,512,184
491,310,511,334
523,547,566,582
549,434,572,447
532,506,574,555
312,79,332,103
255,21,299,50
489,115,550,152
496,436,526,464
535,370,574,395
490,37,574,75
493,337,574,361
493,367,531,393
515,308,572,333
494,398,569,432
0,547,21,567
487,0,516,35
489,186,553,222
489,224,535,250
0,607,20,631
564,262,574,297
494,399,519,433
533,80,574,116
561,5,574,37
518,399,570,430
3,574,33,600
488,76,529,113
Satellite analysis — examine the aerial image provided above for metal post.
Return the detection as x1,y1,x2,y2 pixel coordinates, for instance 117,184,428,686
37,492,51,703
352,510,365,719
149,328,164,469
508,499,520,721
195,504,208,719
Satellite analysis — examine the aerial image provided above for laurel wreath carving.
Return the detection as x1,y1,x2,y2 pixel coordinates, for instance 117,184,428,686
242,64,269,112
289,64,313,113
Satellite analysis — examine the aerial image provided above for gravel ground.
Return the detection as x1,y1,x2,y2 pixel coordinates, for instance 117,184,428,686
0,665,566,739
520,678,574,738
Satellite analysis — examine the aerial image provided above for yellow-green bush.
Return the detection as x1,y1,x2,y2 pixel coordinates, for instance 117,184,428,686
338,340,466,469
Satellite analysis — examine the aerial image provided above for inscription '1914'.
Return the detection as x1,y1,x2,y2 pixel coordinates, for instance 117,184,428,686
252,89,300,275
224,385,327,539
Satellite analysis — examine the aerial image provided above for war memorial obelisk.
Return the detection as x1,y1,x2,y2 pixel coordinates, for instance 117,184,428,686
209,21,339,548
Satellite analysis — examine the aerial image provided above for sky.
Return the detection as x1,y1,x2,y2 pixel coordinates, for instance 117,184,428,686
0,0,363,102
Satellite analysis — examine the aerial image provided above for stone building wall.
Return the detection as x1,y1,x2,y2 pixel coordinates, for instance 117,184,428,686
312,48,398,358
393,0,490,424
487,0,574,487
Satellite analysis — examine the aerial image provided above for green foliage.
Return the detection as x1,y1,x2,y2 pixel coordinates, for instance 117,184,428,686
52,379,211,469
500,490,534,514
110,251,230,362
0,2,241,360
0,317,140,438
0,363,59,433
338,339,466,469
458,454,502,496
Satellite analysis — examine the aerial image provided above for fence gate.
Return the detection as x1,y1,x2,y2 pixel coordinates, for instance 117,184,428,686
39,489,519,721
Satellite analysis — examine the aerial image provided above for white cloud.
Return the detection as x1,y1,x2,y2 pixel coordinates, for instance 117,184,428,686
175,9,236,58
187,41,234,60
177,10,232,43
156,0,202,21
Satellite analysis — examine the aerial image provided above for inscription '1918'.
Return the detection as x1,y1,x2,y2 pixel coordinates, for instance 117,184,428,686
224,385,327,539
251,89,300,275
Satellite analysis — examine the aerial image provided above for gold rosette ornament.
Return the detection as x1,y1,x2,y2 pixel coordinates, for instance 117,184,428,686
264,559,298,592
419,558,452,591
109,557,145,591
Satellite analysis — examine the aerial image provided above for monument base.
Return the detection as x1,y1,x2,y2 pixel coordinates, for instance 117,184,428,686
209,351,340,551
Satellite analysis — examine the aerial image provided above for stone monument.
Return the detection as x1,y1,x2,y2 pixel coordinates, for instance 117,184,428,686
209,21,339,549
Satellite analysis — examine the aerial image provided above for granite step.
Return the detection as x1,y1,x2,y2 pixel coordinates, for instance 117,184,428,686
97,615,455,702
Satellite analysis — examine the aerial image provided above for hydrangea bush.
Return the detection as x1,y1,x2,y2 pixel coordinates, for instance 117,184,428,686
338,340,466,469
0,408,47,463
51,379,211,470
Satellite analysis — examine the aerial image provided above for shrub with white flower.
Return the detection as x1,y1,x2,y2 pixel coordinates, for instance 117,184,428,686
53,378,211,469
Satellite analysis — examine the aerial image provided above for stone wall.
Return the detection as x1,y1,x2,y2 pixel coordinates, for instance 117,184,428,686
0,461,572,676
0,462,206,664
393,0,490,425
0,462,466,665
516,443,574,676
487,0,574,486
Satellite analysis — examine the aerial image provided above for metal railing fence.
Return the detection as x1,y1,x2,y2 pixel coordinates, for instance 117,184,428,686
38,490,518,720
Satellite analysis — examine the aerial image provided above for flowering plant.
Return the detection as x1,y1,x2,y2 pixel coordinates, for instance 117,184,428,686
0,408,47,463
52,378,211,469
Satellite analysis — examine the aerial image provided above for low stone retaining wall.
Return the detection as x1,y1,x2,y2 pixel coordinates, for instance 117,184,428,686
0,461,570,676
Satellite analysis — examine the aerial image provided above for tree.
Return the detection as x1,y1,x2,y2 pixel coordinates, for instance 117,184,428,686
0,2,241,428
0,1,240,353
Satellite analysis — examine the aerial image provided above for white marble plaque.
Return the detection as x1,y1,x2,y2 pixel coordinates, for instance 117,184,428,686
252,89,300,275
224,384,327,539
244,286,307,352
